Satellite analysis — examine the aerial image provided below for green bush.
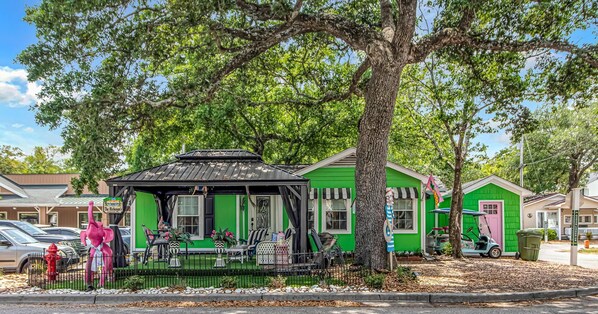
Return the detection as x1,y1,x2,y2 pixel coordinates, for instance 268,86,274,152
586,231,593,240
267,275,287,289
220,276,237,289
122,275,145,291
0,267,4,277
539,229,557,241
442,243,453,255
364,274,385,289
396,266,417,283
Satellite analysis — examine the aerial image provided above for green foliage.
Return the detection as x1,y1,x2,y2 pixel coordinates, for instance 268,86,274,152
364,274,386,289
442,243,454,256
0,145,69,175
0,267,4,277
122,275,145,291
220,276,238,289
0,145,25,174
210,228,237,247
395,266,417,283
586,232,593,241
539,229,558,241
267,275,287,289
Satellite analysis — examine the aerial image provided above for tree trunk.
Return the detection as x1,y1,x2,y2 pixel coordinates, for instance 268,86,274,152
449,155,464,258
354,63,403,270
567,158,581,192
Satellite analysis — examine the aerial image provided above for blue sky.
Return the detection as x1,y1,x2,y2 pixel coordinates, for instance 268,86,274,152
0,1,595,157
0,0,63,154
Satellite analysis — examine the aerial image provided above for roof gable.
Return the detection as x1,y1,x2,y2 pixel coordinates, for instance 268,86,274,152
294,148,428,182
0,175,28,198
444,175,533,197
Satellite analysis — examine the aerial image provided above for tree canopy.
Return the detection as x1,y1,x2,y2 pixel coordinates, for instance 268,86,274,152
19,0,598,269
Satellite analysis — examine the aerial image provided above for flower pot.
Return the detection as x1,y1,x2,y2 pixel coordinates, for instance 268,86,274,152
168,241,181,268
214,240,226,268
584,239,590,249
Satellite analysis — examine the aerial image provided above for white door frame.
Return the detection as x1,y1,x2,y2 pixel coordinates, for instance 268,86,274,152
248,195,278,234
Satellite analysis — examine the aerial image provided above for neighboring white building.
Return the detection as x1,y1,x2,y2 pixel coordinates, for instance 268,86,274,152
587,172,598,196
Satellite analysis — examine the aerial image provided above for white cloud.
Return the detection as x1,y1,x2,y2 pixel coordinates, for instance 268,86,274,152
11,123,23,128
23,127,34,133
0,66,40,107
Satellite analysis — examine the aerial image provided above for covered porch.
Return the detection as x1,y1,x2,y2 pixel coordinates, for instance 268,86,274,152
106,150,310,267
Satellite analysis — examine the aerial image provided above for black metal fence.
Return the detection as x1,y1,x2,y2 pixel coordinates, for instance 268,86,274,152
28,251,367,291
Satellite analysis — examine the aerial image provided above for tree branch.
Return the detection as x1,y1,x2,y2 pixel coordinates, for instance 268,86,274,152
411,30,598,68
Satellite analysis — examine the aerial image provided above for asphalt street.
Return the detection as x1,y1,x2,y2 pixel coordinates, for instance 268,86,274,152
0,296,597,314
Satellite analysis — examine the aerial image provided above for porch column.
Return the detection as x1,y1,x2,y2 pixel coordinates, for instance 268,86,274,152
39,206,48,225
300,184,308,253
558,207,562,240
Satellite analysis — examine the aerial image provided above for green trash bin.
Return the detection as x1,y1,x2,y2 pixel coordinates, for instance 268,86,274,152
516,229,542,261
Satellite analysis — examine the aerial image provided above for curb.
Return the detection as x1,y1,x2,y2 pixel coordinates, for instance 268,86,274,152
1,287,597,305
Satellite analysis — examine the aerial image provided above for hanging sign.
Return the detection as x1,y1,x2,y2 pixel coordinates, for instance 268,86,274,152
385,188,394,252
103,197,123,214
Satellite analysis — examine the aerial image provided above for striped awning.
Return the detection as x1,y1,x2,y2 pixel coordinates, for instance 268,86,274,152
309,188,318,200
389,187,419,199
322,188,351,200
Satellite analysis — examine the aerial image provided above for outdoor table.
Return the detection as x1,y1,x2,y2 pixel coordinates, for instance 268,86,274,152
226,246,248,264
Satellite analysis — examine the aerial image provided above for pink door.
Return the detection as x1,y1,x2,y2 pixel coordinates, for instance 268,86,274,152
480,202,503,248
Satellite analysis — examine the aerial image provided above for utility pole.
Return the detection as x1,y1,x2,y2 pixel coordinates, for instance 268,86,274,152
519,136,524,187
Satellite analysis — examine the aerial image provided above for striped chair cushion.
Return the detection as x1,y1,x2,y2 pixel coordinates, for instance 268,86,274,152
247,228,268,245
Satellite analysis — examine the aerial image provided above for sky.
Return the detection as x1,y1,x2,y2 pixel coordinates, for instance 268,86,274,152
0,1,595,158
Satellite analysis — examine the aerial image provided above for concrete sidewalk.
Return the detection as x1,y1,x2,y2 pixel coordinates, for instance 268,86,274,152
538,242,598,269
1,287,597,305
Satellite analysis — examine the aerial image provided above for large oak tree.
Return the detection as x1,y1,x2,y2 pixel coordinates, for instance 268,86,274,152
19,0,597,269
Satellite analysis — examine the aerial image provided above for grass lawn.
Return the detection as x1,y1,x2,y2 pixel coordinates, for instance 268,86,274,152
579,248,598,254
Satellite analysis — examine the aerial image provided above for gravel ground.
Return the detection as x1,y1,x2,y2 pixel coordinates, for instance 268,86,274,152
2,257,598,295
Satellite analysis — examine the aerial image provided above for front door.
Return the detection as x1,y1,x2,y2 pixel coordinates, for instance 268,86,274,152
480,202,503,248
249,196,277,234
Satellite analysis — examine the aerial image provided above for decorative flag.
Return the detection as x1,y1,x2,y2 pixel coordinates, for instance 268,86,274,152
426,175,444,208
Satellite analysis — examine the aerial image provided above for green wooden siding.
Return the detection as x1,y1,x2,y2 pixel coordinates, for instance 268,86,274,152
425,183,521,253
303,167,423,252
134,192,238,250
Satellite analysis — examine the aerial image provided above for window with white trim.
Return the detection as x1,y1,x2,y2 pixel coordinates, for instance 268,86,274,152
18,212,39,224
580,215,592,223
323,199,351,233
174,196,203,239
564,215,571,224
47,213,58,226
307,199,318,231
393,199,416,231
595,215,598,224
78,212,103,229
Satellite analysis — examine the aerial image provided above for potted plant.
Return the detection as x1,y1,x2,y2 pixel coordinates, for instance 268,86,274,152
164,227,192,268
585,231,593,249
211,228,237,267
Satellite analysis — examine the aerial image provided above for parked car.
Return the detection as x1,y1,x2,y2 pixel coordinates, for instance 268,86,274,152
0,226,79,273
0,221,86,256
119,227,131,253
42,227,83,238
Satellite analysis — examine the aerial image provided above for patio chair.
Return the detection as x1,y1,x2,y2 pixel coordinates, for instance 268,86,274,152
255,228,295,265
142,225,169,264
237,228,268,258
309,228,344,267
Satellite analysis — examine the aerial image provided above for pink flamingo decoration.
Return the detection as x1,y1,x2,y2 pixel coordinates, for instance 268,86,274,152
80,201,114,289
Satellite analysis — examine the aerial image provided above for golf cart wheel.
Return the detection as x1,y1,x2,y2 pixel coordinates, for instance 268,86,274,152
488,247,502,259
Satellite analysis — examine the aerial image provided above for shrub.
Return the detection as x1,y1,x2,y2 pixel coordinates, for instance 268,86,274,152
586,231,593,241
396,266,417,283
220,276,237,289
122,275,145,291
267,275,287,289
539,229,558,241
168,276,188,292
364,274,385,289
0,267,4,277
442,243,453,255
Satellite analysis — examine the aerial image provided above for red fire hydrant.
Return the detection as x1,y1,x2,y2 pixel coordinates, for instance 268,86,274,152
44,243,61,282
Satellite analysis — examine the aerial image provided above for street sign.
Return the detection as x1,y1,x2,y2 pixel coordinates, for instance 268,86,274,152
103,197,123,214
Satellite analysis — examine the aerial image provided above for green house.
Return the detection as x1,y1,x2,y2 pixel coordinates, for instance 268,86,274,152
426,175,533,255
114,148,430,254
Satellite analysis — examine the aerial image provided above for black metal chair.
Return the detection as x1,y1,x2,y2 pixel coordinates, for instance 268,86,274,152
309,228,345,267
142,224,169,264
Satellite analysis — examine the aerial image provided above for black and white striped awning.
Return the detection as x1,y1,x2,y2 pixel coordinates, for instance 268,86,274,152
322,188,352,200
389,187,419,199
309,188,318,200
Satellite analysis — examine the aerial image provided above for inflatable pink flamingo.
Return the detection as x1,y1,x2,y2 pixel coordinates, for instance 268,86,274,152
80,201,114,289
